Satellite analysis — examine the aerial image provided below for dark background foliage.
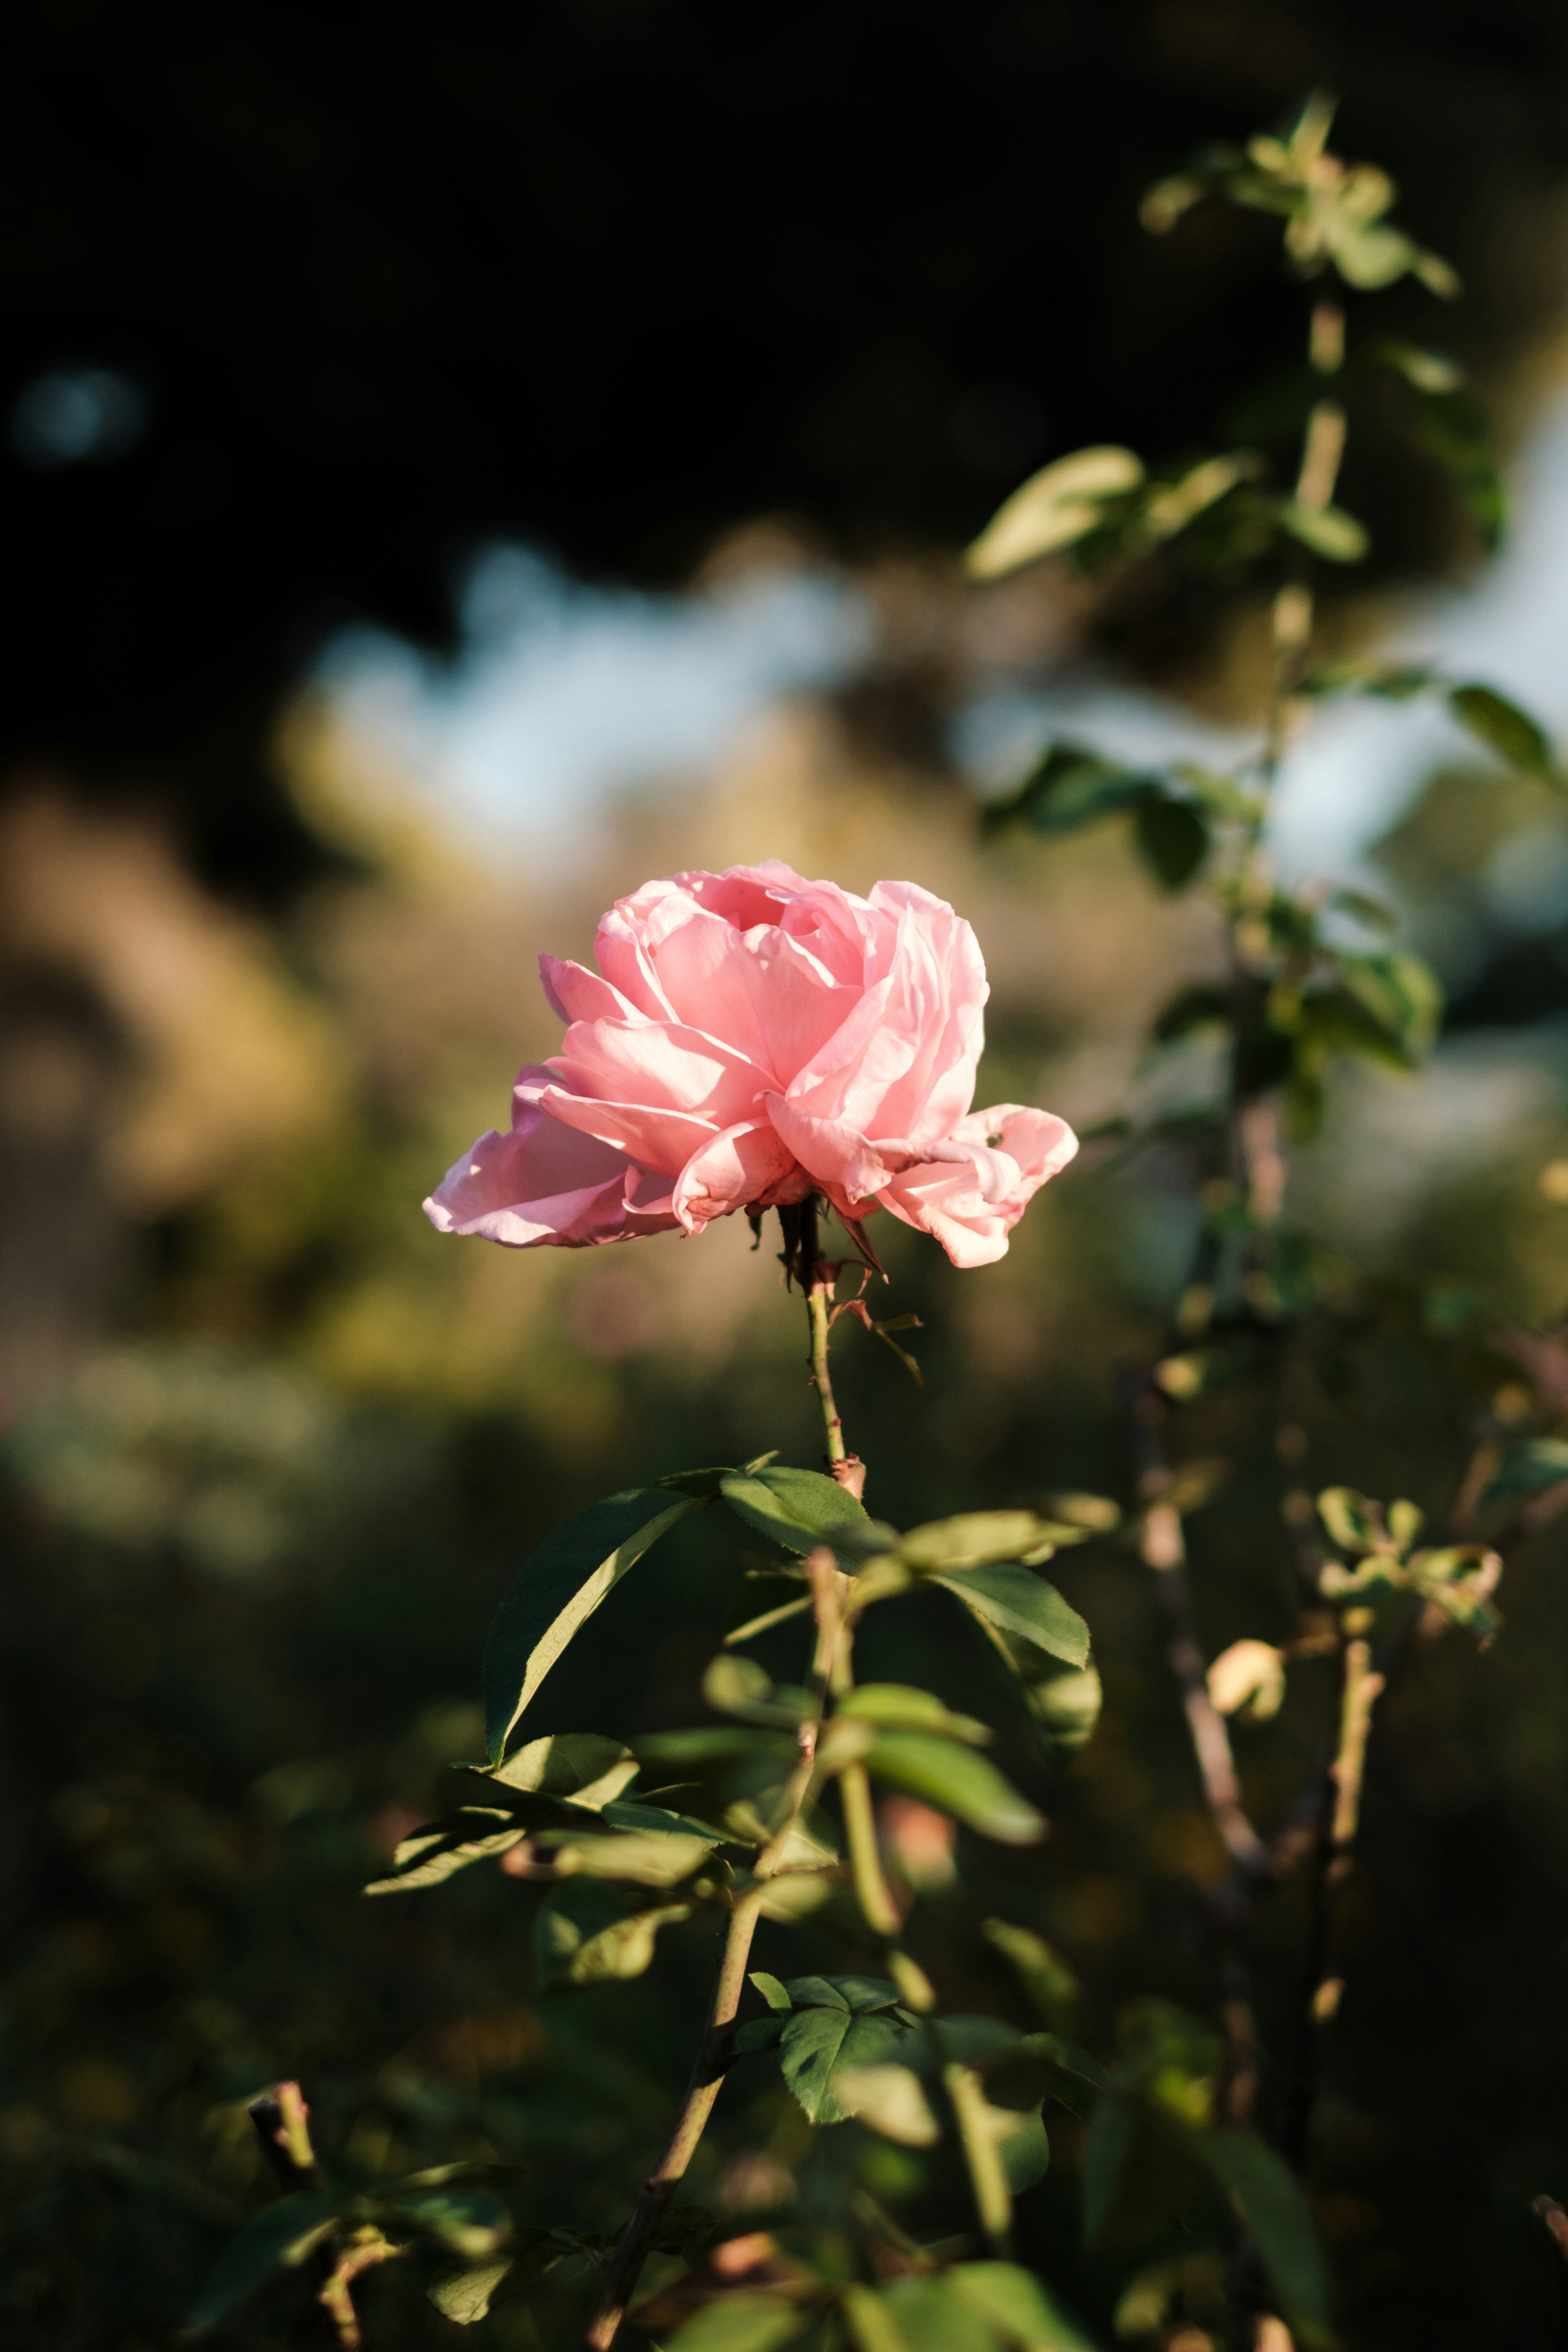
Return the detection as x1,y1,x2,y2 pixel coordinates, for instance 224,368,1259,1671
7,5,1568,2350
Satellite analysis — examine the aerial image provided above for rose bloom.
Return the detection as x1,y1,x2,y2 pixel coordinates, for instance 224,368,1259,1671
424,861,1077,1269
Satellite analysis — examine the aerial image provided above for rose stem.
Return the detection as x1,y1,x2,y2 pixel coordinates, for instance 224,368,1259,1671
799,1192,866,1499
581,1550,847,2351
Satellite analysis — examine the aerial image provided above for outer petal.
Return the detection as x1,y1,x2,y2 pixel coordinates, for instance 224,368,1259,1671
874,1103,1078,1267
671,1118,797,1234
422,1097,679,1248
539,953,646,1027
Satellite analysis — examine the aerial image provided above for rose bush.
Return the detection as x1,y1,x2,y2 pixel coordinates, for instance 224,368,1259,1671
424,860,1077,1267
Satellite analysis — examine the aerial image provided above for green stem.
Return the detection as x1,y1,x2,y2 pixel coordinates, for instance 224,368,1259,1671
580,1555,846,2351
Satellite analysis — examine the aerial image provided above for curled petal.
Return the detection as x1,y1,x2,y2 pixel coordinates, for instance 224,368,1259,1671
671,1118,798,1234
875,1105,1078,1267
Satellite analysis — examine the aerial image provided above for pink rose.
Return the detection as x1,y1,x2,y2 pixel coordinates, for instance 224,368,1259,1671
424,860,1077,1268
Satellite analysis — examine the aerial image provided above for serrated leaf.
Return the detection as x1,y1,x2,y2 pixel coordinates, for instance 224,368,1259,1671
780,2006,915,2123
1449,684,1561,786
966,445,1145,579
187,2194,339,2330
933,1564,1090,1669
1278,499,1369,563
734,2014,788,2054
1134,793,1210,891
950,2261,1099,2350
864,1732,1044,1845
657,1465,737,1497
666,2291,806,2352
720,1465,869,1557
1198,2128,1333,2346
966,1613,1102,1768
483,1490,702,1763
427,2256,514,2323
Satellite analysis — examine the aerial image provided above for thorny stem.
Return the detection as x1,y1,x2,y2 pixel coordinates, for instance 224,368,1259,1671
792,1193,867,1500
581,1551,848,2351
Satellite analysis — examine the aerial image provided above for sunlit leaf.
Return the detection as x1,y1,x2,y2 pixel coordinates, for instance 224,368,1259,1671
720,1465,869,1557
833,2062,940,2146
779,2004,915,2123
966,445,1145,580
995,2104,1051,2194
969,1616,1102,1766
363,1808,524,1896
933,1564,1091,1669
898,1511,1044,1572
541,1899,693,1988
949,2261,1099,2351
427,2257,514,2324
391,2187,511,2258
482,1732,639,1808
666,2290,806,2352
838,1683,991,1743
877,2274,1006,2351
863,1731,1045,1845
483,1489,703,1763
187,2193,339,2330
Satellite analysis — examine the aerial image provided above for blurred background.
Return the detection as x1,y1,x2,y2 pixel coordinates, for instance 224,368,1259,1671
9,4,1568,2347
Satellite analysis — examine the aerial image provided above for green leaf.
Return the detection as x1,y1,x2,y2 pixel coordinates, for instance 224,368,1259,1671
483,1490,702,1763
949,2262,1099,2351
1483,1438,1568,1501
1198,2128,1333,2346
965,445,1145,580
720,1465,869,1558
1081,2099,1134,2243
667,2291,806,2352
533,1879,630,1988
1316,1486,1379,1552
391,2187,511,2258
832,2064,940,2146
864,1732,1045,1845
878,2276,1006,2351
1134,793,1210,891
734,2015,788,2054
427,2257,514,2323
994,2106,1052,2194
789,1973,904,2013
1278,499,1369,563
898,1511,1042,1571
839,1684,991,1743
1398,389,1503,546
482,1732,639,1807
933,1564,1091,1669
981,1920,1080,2033
966,1613,1102,1767
542,1900,693,1987
187,2193,339,2330
982,746,1155,841
545,1829,714,1885
363,1808,525,1896
1449,683,1561,786
657,1465,738,1497
750,1969,793,2011
780,2006,916,2123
